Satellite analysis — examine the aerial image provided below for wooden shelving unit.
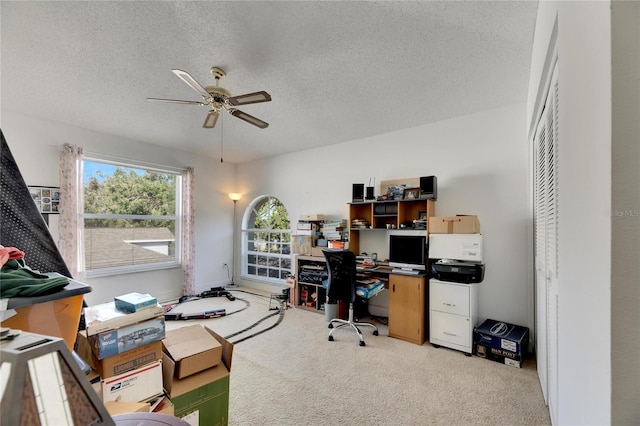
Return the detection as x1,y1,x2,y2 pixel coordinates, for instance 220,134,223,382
348,198,436,255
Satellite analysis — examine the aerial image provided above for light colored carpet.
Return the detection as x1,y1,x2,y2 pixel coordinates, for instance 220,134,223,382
165,289,551,426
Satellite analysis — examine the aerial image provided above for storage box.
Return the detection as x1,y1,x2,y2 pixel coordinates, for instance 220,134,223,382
428,215,480,234
162,324,222,379
101,359,164,403
88,316,165,359
163,326,233,426
104,401,150,416
1,276,90,351
114,292,158,313
474,343,524,368
300,214,325,221
77,331,163,378
84,300,164,336
473,319,529,357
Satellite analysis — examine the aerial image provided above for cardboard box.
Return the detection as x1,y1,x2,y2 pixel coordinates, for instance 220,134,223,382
163,326,234,426
162,324,222,379
88,316,166,359
104,401,149,415
428,215,480,234
474,343,524,368
473,319,529,357
84,300,164,336
77,331,163,378
114,292,158,313
300,214,325,221
102,359,164,403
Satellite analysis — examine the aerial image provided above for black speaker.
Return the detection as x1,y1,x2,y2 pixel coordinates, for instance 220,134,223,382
419,176,437,200
352,183,365,202
365,186,375,200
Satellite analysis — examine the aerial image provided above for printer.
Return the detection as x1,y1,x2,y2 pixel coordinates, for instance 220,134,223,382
430,259,485,283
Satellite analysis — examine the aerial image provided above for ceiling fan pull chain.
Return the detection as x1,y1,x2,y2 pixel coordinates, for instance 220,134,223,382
220,113,224,163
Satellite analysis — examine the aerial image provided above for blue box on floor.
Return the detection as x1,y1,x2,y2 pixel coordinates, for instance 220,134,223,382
473,319,529,357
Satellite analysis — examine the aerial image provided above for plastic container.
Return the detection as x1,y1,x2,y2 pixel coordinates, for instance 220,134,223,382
2,275,91,350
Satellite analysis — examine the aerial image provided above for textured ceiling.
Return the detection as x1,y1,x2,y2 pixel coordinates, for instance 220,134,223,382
1,1,538,164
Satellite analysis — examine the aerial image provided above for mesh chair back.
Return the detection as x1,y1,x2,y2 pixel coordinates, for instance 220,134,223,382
322,249,356,303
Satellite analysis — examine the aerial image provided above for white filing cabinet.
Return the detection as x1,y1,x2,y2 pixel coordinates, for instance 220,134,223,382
429,278,478,355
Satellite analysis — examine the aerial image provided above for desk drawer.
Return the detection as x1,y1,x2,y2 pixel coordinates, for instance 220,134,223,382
430,310,471,349
430,280,469,316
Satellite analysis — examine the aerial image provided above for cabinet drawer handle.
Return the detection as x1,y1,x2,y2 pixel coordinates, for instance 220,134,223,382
443,303,456,307
443,332,457,337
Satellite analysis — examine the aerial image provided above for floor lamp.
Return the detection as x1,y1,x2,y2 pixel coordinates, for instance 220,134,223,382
227,192,242,288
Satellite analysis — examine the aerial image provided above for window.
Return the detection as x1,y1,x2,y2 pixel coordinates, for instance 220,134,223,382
242,196,291,283
82,158,181,275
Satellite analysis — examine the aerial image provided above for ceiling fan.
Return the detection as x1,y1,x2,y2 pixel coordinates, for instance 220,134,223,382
148,67,271,129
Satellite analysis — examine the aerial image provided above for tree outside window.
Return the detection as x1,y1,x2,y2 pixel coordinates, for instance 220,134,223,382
82,159,181,274
243,196,291,282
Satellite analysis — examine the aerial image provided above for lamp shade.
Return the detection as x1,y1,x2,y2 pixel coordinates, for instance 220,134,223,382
228,193,242,201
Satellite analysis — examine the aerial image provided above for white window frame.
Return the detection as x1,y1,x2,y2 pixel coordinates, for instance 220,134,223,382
82,155,183,277
241,195,292,285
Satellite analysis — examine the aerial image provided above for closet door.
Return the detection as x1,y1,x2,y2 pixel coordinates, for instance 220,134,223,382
533,63,559,423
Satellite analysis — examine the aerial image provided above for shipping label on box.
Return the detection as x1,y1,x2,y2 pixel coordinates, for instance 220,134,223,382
473,319,529,357
77,331,163,378
89,317,166,359
102,359,163,403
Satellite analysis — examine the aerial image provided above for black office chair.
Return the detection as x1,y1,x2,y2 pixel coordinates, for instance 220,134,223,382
322,249,378,346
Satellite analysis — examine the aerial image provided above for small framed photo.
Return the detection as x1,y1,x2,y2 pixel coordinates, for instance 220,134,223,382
402,187,420,200
418,211,427,220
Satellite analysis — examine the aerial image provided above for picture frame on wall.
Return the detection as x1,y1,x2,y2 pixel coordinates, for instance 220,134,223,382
28,186,61,214
402,187,420,200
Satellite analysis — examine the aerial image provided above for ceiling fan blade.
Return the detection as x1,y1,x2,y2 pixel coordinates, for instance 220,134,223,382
229,109,269,129
228,91,272,106
203,110,220,128
147,97,206,106
172,69,212,99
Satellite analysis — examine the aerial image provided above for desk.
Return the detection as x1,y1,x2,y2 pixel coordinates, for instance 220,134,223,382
295,255,428,345
357,266,428,345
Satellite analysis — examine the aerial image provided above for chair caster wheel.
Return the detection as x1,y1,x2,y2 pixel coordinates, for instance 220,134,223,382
373,330,379,336
328,335,334,341
328,323,333,329
359,341,365,347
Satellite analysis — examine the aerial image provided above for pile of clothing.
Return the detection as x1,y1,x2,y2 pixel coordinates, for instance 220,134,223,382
0,245,69,298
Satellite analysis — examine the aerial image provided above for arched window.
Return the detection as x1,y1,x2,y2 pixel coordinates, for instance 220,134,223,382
242,196,291,283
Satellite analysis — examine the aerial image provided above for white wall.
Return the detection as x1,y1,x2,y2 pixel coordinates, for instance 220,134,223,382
527,1,630,424
1,110,237,305
237,103,533,330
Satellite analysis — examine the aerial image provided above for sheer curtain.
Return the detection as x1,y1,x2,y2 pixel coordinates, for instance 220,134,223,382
181,167,195,295
58,144,85,280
